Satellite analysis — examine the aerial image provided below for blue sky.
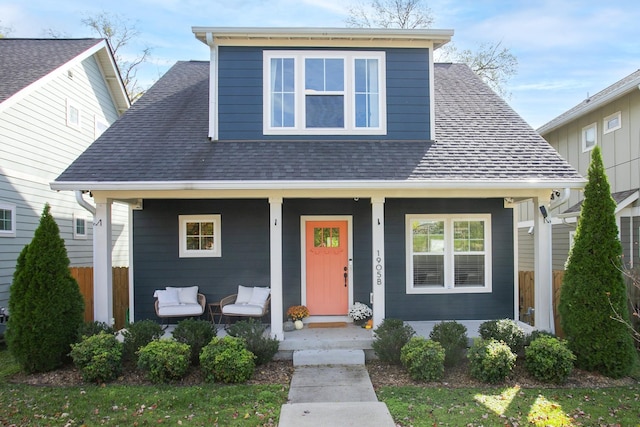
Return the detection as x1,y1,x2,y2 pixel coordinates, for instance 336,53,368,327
2,0,639,129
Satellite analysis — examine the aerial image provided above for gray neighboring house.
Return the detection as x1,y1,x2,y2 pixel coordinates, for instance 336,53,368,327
518,69,640,272
52,27,584,338
0,39,131,316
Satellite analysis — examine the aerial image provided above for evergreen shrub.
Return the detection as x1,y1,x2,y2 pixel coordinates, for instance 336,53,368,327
172,318,216,365
525,336,575,384
467,338,516,383
70,332,123,383
226,318,279,365
121,320,163,362
372,318,415,365
77,321,116,340
6,204,85,373
400,337,445,381
429,321,468,367
137,340,191,383
478,319,525,353
200,336,255,383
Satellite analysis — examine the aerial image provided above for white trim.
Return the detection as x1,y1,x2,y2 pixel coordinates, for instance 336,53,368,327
209,42,219,140
405,214,492,294
0,202,17,238
371,197,385,327
428,48,435,140
513,206,519,321
603,111,622,134
178,214,222,258
263,50,386,135
300,215,353,313
269,197,284,340
73,212,88,240
581,122,597,152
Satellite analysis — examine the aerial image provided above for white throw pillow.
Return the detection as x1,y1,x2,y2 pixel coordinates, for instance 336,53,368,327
156,288,180,307
178,286,199,305
236,285,254,304
248,287,270,308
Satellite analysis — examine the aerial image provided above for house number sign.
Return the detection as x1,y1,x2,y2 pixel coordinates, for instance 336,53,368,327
375,250,383,286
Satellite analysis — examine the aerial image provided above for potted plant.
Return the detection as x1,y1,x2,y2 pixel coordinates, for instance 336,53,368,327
286,305,309,329
348,302,373,327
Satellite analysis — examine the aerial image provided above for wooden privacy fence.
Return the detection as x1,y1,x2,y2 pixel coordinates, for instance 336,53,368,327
518,270,564,337
70,267,129,330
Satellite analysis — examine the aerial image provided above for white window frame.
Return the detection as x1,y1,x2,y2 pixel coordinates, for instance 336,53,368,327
66,98,81,130
581,122,597,152
406,214,492,294
179,214,222,258
0,202,16,238
603,111,621,134
73,213,88,240
263,50,386,136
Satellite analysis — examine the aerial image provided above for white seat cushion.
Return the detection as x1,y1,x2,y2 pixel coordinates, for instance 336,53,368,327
157,303,204,316
222,303,264,316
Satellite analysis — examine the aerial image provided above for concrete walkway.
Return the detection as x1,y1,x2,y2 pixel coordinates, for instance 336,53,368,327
278,350,395,427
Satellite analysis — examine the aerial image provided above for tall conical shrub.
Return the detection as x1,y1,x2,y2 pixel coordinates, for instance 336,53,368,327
6,204,85,373
559,146,636,378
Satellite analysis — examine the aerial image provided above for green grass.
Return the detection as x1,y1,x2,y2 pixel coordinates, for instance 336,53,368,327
378,385,640,427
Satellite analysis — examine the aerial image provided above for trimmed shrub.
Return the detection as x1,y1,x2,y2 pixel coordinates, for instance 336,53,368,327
559,146,636,378
372,319,415,365
137,340,191,383
429,321,468,367
226,318,279,365
478,319,525,353
468,339,516,383
200,336,255,383
525,336,576,384
400,337,445,381
121,320,163,362
524,330,555,347
6,204,85,373
78,321,116,340
172,318,216,365
70,332,123,383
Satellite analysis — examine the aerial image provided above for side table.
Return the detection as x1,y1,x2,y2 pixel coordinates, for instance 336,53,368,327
208,302,223,325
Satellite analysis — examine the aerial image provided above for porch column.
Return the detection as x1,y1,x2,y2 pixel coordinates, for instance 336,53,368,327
533,196,554,333
93,197,113,325
371,197,385,328
269,197,284,340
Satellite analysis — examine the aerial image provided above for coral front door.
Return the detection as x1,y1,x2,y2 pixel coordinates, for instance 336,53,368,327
305,220,349,315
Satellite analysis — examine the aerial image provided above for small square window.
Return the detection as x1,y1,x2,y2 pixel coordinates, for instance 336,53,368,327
603,111,621,134
581,123,597,152
179,214,221,258
73,213,88,240
0,203,17,238
66,99,81,129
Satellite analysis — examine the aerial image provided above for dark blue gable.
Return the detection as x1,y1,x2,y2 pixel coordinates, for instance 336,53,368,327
217,46,431,140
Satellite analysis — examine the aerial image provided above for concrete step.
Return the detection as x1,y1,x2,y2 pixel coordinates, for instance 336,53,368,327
279,402,395,427
293,349,365,366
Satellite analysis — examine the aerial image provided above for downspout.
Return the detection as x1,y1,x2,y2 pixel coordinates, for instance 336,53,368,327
549,188,570,211
75,190,96,215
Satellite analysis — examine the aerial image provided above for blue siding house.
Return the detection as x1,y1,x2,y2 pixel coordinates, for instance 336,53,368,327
53,27,584,338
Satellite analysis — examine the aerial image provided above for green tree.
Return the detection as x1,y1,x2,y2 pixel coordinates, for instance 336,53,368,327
6,204,85,373
559,146,636,378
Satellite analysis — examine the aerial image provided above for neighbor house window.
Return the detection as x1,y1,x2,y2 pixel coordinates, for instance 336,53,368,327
73,213,88,240
263,50,386,135
406,214,492,294
179,214,221,258
582,123,597,152
94,116,109,138
0,203,16,238
603,111,621,134
66,99,81,129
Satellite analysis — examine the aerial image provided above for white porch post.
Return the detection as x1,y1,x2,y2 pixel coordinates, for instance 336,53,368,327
269,197,284,340
93,197,113,325
371,197,385,328
533,196,554,333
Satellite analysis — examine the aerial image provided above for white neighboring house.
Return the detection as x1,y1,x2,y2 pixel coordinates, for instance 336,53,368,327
0,38,131,313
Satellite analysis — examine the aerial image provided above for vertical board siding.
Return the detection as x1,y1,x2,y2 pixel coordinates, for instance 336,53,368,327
72,266,129,330
0,54,129,309
384,198,514,321
216,46,431,140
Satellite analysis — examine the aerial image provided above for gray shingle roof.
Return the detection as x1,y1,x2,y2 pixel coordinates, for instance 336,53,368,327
0,38,103,104
563,188,639,215
55,60,583,185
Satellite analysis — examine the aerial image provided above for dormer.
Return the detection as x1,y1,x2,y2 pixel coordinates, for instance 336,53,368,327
192,27,453,141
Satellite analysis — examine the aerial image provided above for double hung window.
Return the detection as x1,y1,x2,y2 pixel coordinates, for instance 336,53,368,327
0,203,16,238
406,214,491,294
264,51,386,135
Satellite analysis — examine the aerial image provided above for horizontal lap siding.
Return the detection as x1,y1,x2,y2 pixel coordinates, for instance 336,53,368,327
384,198,514,321
132,199,270,321
216,47,431,140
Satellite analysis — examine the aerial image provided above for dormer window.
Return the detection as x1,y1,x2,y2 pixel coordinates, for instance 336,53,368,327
263,51,386,135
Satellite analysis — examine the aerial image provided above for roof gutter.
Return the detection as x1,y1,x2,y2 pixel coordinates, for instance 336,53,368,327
75,190,96,215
